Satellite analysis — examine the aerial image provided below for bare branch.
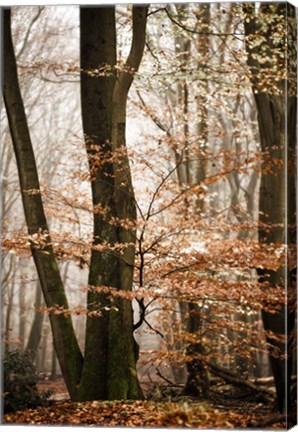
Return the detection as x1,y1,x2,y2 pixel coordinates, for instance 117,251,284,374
16,6,45,60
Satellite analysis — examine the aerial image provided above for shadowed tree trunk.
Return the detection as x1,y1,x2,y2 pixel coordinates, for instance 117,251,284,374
244,3,297,415
26,280,45,356
77,6,119,400
76,5,148,400
51,346,58,380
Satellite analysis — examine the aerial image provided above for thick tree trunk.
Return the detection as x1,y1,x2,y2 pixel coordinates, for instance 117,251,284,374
78,6,118,400
244,3,296,414
3,8,83,399
79,5,147,400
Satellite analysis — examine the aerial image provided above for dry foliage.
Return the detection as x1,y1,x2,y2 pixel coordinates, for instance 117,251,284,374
3,399,287,428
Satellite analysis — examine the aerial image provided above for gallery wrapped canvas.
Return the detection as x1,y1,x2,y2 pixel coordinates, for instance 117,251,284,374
1,1,297,429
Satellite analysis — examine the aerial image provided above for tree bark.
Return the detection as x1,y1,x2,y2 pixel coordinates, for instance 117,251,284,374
108,5,147,401
79,5,147,400
3,8,83,399
26,280,44,356
51,345,58,380
78,6,118,401
243,3,296,414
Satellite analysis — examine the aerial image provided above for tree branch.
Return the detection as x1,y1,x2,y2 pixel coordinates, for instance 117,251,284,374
163,7,244,39
16,6,44,60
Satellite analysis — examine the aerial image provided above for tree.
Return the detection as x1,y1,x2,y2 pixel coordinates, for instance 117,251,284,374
244,2,296,414
1,5,81,359
78,5,147,400
26,281,45,356
3,5,147,401
3,7,83,399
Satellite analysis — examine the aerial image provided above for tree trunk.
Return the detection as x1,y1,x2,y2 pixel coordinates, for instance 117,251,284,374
79,5,147,400
108,6,147,400
18,280,26,351
195,3,210,202
3,8,83,399
244,3,296,414
40,327,49,372
78,6,118,400
51,344,57,380
4,276,15,355
183,303,209,397
26,280,45,356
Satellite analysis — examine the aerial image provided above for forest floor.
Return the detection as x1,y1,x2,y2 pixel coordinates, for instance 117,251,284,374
3,378,289,428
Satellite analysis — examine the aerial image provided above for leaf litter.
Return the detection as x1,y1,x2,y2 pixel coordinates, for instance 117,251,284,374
4,399,286,428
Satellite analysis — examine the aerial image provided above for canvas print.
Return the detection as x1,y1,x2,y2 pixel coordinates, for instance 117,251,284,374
1,2,297,429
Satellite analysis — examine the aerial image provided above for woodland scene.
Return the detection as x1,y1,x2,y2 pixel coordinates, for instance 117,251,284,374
1,2,297,429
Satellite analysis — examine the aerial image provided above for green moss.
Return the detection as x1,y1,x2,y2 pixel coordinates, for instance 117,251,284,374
107,302,143,401
108,378,129,400
49,257,59,272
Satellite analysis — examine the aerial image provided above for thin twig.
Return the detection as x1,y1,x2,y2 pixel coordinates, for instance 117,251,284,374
144,318,164,338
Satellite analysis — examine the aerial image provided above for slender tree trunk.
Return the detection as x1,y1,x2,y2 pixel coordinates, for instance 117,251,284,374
51,344,57,380
26,280,45,356
108,6,147,400
18,259,28,351
175,6,191,185
4,277,15,355
195,4,210,203
3,8,83,398
40,327,49,372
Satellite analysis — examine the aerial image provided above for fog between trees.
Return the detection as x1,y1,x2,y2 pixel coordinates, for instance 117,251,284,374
1,3,296,415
